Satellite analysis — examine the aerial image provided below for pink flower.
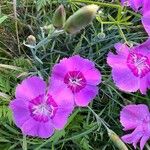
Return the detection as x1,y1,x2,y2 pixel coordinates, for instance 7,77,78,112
121,0,150,14
142,11,150,36
107,39,150,94
50,55,101,107
121,0,143,12
120,104,150,150
10,76,74,138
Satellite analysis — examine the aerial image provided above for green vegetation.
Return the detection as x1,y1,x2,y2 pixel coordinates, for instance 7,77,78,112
0,0,149,149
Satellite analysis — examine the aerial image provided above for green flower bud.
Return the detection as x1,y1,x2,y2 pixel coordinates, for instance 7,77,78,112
64,4,99,34
52,5,66,29
42,24,55,34
26,35,36,45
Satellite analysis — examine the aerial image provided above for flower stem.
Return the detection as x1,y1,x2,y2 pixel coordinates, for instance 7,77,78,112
69,0,121,9
23,135,27,150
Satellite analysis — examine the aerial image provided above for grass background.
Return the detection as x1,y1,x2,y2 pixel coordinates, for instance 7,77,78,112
0,0,150,149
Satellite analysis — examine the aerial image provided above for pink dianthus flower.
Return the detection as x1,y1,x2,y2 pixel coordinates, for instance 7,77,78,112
50,55,101,107
10,76,74,138
107,39,150,94
120,104,150,150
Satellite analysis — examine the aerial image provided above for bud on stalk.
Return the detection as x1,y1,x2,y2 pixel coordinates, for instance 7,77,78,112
52,5,66,29
108,129,128,150
26,35,36,45
64,4,99,34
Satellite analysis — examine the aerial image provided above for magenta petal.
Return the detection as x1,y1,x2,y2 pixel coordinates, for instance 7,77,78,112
112,67,139,93
122,126,143,146
49,80,74,105
107,52,127,69
140,136,149,150
9,99,30,128
65,55,95,72
114,43,130,56
51,55,96,81
21,118,39,137
15,76,46,100
83,68,101,85
120,104,150,131
143,0,150,14
139,75,149,94
52,107,72,129
142,12,150,36
21,118,54,138
38,122,55,138
75,85,98,106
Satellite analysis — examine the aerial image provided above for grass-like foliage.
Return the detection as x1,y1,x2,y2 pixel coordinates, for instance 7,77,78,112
0,0,150,149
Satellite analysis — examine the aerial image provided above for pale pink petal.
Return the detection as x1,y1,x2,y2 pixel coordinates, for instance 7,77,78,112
15,76,46,100
120,104,150,130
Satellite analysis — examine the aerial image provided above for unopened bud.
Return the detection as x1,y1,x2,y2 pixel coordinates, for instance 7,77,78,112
64,4,99,34
108,129,128,150
42,24,55,34
26,35,36,45
52,5,66,29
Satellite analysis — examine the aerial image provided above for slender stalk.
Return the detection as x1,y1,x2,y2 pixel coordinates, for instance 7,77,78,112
117,24,129,45
87,106,110,130
13,0,21,54
22,135,27,150
70,0,121,9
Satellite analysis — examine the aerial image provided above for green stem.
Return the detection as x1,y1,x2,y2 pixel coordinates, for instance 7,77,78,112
87,106,110,130
69,0,121,9
23,135,27,150
117,24,129,45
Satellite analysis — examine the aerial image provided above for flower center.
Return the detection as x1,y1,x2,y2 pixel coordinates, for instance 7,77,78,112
127,52,150,78
29,94,58,122
64,71,86,93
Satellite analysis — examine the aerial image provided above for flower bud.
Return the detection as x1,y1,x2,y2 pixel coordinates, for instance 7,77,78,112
26,35,36,45
52,5,66,29
108,129,128,150
64,4,99,34
42,24,55,34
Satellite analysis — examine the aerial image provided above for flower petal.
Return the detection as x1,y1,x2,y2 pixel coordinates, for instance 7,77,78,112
83,68,101,85
75,85,98,106
51,55,97,81
21,118,54,138
38,122,55,138
112,67,140,93
52,106,73,129
142,12,150,36
140,136,149,150
120,104,150,131
114,43,130,56
122,126,143,148
107,52,127,69
15,76,46,100
139,74,149,94
9,98,30,128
